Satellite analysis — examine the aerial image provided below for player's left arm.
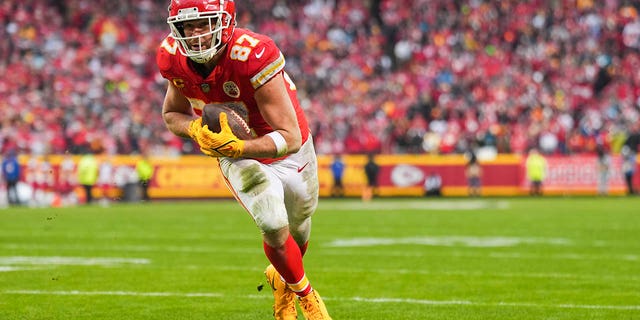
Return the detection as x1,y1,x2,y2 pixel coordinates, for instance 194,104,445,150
241,72,302,158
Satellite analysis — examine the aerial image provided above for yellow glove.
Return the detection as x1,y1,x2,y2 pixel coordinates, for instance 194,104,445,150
189,113,245,158
187,117,204,141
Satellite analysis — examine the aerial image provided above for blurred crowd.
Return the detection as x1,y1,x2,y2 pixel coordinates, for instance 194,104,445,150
1,0,640,157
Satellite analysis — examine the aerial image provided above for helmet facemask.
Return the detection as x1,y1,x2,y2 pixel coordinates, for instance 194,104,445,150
167,7,233,64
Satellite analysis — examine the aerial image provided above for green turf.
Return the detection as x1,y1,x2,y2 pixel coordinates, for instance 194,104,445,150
1,197,639,319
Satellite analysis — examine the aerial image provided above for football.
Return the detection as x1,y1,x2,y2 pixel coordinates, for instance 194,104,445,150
201,104,253,139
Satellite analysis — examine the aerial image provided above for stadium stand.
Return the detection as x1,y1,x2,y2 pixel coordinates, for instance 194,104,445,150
1,0,639,156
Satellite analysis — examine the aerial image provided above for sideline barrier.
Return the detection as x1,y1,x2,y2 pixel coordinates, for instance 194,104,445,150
18,153,636,199
319,154,631,197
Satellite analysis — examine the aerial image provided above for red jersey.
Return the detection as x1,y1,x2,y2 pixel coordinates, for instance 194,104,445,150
156,28,310,146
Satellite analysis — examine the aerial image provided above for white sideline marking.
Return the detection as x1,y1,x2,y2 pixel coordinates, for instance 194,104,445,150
3,290,639,311
327,236,571,248
0,256,150,266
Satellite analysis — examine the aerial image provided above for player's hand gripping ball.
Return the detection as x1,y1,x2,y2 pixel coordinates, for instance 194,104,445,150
188,104,251,158
201,104,252,140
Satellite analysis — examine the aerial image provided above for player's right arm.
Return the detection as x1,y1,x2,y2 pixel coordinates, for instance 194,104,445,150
162,81,195,139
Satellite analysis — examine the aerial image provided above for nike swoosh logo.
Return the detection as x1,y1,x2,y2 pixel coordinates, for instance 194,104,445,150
297,162,309,173
255,47,266,59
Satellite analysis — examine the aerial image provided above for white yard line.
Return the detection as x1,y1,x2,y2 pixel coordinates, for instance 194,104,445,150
320,249,640,262
0,243,262,254
211,265,640,282
0,231,256,241
3,259,635,282
3,290,222,298
0,256,149,266
348,297,640,311
318,200,511,211
0,266,47,272
2,290,638,311
326,236,572,247
4,243,637,263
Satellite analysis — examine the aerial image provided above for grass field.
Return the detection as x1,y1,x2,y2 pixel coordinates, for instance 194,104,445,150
1,197,639,320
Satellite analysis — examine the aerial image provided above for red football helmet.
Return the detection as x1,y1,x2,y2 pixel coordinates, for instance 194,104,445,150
167,0,236,63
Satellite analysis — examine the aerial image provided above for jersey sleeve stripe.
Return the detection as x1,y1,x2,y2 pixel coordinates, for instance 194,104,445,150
250,52,285,89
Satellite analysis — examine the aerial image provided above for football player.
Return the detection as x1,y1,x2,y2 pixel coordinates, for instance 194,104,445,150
156,1,331,319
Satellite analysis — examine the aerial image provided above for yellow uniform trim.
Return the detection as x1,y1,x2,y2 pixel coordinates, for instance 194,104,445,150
287,274,310,293
251,53,285,89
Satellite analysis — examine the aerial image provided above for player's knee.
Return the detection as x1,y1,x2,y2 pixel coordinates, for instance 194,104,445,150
295,198,317,221
257,216,288,233
253,197,288,233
